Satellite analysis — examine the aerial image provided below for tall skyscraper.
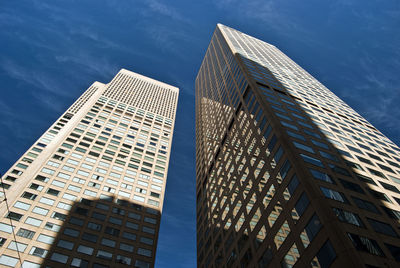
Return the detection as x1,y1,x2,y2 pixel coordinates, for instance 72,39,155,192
196,24,400,268
0,69,178,267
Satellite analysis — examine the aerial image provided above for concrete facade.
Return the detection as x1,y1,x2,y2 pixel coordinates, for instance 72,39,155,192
0,69,178,267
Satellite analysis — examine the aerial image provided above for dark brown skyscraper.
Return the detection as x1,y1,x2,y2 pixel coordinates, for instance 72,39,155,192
195,24,400,267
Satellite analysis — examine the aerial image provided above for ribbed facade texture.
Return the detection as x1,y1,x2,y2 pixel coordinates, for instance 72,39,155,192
0,69,179,267
195,24,400,268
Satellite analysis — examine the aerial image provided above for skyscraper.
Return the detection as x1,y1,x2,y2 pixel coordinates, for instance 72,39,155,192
0,69,178,267
196,24,400,267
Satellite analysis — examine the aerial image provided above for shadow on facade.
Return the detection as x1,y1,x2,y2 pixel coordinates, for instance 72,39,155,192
196,54,400,268
40,196,160,268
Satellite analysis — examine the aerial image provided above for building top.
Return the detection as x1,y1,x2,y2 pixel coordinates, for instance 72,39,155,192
118,68,179,93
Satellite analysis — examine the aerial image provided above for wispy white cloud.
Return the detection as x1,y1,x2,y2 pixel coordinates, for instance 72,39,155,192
144,0,190,23
212,0,311,40
55,53,119,78
0,10,24,25
0,59,69,96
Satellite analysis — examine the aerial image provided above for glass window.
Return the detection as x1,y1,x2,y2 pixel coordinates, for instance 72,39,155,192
313,240,336,268
25,217,42,227
105,227,119,236
339,179,364,194
45,222,60,232
120,242,134,252
6,212,23,221
29,246,48,258
379,181,400,194
385,243,400,262
301,154,324,167
140,237,153,245
0,255,19,267
46,188,60,196
101,238,116,247
122,231,136,241
309,169,333,183
7,241,27,252
137,248,152,257
116,255,131,265
368,189,392,203
293,141,314,153
14,201,31,210
347,233,384,256
320,186,348,203
88,222,102,231
57,239,74,250
77,245,94,255
71,258,89,267
37,234,54,245
82,232,98,243
39,197,55,206
17,228,35,239
52,212,67,221
294,193,309,217
64,228,79,237
352,196,380,214
332,208,364,227
367,218,398,237
32,206,48,216
304,214,322,242
96,250,112,260
69,216,84,226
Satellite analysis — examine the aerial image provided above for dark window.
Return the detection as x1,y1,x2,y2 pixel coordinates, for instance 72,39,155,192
21,192,37,200
92,212,106,221
305,214,322,242
320,186,348,203
352,196,380,214
105,226,120,236
347,233,384,256
381,206,400,220
368,189,391,203
52,212,66,221
329,164,351,177
82,232,98,243
367,218,398,237
379,181,400,194
258,247,273,267
64,228,80,237
122,231,136,241
385,243,400,262
332,208,364,227
295,192,309,217
69,217,84,226
88,222,102,231
339,179,364,194
368,168,386,179
46,188,60,196
7,212,23,221
16,228,35,239
310,169,333,183
75,207,89,216
313,240,336,268
355,174,376,185
287,175,299,195
301,154,324,167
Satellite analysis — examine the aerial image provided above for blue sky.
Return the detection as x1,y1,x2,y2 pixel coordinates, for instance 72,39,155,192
0,0,399,267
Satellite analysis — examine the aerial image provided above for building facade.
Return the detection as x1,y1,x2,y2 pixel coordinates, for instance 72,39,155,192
195,24,400,268
0,69,179,267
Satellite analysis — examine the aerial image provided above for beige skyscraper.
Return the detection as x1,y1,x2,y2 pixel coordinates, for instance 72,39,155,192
0,69,179,267
196,24,400,267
